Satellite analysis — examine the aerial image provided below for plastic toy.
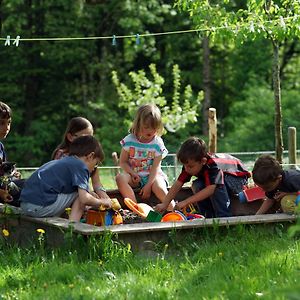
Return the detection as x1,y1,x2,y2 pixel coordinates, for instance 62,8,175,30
238,185,265,203
281,195,297,213
146,210,162,222
86,198,123,226
161,211,187,222
124,197,154,218
185,213,205,220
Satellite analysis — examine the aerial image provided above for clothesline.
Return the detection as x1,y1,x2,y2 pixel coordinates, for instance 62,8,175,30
0,14,298,44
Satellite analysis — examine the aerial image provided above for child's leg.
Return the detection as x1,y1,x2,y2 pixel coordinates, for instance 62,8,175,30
192,179,215,218
115,173,138,202
20,192,77,218
210,185,232,218
152,176,175,210
69,196,85,222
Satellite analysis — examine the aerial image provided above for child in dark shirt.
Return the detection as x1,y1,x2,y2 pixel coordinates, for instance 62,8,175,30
20,136,112,221
155,137,250,218
252,155,300,214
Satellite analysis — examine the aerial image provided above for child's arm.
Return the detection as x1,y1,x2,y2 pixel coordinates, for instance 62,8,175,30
119,149,140,183
139,155,162,200
91,168,110,199
155,180,184,213
256,198,275,215
175,184,216,211
78,188,112,208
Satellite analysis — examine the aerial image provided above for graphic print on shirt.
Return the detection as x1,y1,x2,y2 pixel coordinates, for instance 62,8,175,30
128,146,155,173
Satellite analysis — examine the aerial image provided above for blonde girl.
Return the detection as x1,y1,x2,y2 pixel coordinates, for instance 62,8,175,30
52,117,109,200
116,104,173,207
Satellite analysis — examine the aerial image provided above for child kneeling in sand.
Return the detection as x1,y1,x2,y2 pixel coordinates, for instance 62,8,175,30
20,135,112,221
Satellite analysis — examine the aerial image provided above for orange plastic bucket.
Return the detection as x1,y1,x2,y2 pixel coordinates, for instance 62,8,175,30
86,210,106,226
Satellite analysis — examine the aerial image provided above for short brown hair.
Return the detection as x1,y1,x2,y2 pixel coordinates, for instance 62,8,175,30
0,102,12,119
177,137,207,164
69,135,104,162
252,155,282,185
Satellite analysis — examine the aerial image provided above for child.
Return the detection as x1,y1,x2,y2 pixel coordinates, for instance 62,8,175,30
252,154,300,214
52,117,110,200
116,104,173,207
20,135,112,221
155,137,251,218
0,101,24,206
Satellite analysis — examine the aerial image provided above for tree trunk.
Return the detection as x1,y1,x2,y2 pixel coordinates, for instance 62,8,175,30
202,36,211,136
0,0,3,35
272,41,284,163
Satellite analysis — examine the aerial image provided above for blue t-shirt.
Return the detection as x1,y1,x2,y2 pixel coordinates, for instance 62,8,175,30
20,156,90,206
0,142,7,162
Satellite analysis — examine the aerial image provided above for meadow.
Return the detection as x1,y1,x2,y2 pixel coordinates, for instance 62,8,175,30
1,222,300,299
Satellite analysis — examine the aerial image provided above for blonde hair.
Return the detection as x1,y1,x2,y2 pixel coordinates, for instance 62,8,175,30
130,104,163,136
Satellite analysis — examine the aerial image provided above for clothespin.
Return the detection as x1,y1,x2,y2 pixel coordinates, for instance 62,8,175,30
4,36,10,46
135,34,140,45
112,35,117,46
13,35,20,47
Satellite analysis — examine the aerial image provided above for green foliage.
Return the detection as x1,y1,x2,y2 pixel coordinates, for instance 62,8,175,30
112,63,203,133
219,78,300,152
0,0,299,167
1,225,300,298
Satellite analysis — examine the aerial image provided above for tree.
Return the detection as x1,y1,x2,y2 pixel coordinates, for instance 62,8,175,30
176,0,300,162
112,63,203,133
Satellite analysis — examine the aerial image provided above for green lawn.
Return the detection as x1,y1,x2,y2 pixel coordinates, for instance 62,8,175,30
1,223,300,299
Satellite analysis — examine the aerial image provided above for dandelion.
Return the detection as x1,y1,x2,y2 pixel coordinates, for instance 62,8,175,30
2,229,9,237
65,207,71,216
218,252,224,257
36,228,45,234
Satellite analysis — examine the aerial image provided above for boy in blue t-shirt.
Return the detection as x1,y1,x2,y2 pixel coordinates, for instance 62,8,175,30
20,135,112,221
156,137,250,218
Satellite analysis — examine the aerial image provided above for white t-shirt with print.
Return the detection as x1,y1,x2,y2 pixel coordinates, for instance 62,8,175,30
120,134,168,178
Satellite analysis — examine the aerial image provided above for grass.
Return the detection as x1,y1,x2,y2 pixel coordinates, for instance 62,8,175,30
1,224,300,299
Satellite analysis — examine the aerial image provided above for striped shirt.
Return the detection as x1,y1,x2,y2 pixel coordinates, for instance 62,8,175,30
178,153,251,186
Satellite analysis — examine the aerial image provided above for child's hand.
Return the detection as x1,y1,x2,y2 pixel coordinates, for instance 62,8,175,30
13,171,22,179
155,202,169,214
131,173,140,185
101,198,112,209
174,200,187,211
274,192,287,201
139,184,151,200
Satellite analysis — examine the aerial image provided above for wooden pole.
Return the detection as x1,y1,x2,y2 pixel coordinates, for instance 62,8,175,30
208,108,217,153
288,127,297,169
112,152,120,175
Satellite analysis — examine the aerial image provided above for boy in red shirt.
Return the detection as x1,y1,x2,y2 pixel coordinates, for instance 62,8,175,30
156,137,250,218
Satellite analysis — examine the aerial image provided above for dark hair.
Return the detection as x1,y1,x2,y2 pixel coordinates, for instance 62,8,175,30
52,117,93,159
0,102,12,119
252,155,282,185
177,137,207,164
69,135,104,161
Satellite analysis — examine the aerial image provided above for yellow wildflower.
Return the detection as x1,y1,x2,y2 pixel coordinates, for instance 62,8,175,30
2,229,9,237
36,228,45,234
65,207,72,215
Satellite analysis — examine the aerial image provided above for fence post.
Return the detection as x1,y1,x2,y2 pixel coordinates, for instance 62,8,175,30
208,107,217,153
288,127,297,169
112,152,120,175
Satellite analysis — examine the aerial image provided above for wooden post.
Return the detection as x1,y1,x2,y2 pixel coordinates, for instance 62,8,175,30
288,127,297,169
112,152,120,175
208,108,217,153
